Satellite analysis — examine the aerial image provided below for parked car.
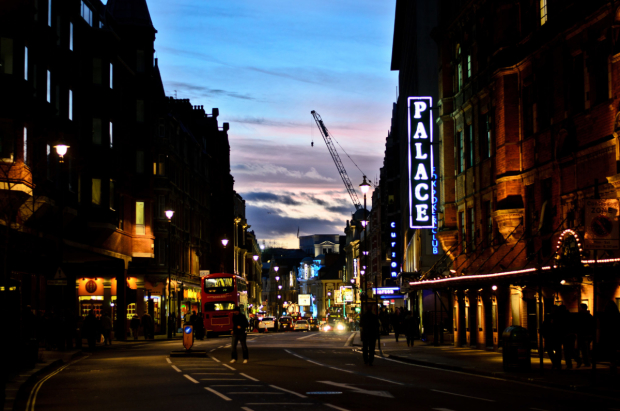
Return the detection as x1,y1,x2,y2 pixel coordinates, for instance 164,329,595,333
258,317,275,332
294,319,310,331
278,316,293,331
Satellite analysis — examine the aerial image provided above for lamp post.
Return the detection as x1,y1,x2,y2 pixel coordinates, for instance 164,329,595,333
165,209,174,338
221,235,229,272
274,266,280,320
54,143,69,313
359,176,371,313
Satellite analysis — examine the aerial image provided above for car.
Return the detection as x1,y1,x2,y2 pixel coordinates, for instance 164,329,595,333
278,316,293,331
293,319,309,331
307,318,319,331
321,318,346,333
258,317,275,332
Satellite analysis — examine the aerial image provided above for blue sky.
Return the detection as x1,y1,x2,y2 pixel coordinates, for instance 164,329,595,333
146,0,398,248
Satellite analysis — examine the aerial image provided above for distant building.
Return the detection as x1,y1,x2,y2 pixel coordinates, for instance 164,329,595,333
299,234,343,256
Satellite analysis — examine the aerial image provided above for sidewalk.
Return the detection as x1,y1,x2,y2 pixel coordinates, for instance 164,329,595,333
352,332,620,398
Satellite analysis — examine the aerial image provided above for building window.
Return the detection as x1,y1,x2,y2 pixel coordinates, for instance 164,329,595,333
109,122,113,148
136,50,145,73
136,151,144,173
46,144,51,178
23,127,28,165
93,58,102,84
69,22,73,51
81,1,93,26
458,129,465,173
68,90,73,120
457,62,463,91
460,212,466,253
46,70,51,103
467,54,471,79
92,178,101,205
109,62,113,88
540,0,548,26
0,38,14,75
109,179,115,210
468,124,474,168
470,208,475,251
486,201,493,248
24,46,28,80
136,201,145,235
93,118,101,144
136,99,144,122
48,0,52,27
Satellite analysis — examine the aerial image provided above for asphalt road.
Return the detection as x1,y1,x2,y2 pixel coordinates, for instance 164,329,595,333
15,331,620,411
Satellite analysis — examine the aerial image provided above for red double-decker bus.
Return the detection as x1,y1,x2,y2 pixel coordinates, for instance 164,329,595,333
201,273,248,337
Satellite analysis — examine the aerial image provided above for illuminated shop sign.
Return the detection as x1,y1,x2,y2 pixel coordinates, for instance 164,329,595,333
390,221,400,277
408,96,436,230
374,287,400,295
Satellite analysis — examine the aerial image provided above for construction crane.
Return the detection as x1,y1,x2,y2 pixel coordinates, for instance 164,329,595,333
311,110,362,210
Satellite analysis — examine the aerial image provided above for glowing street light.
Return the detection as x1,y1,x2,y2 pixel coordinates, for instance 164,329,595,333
54,143,70,163
253,254,259,261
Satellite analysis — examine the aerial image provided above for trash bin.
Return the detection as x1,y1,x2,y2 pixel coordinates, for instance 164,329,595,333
502,326,531,371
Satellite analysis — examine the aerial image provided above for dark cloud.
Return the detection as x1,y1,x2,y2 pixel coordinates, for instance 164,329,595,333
164,81,256,101
243,192,301,206
246,204,344,238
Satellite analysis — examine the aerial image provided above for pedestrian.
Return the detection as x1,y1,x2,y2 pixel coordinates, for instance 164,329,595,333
130,315,140,340
195,312,205,339
141,312,153,340
404,309,416,347
83,310,98,350
230,307,249,364
189,310,198,327
542,306,563,370
555,305,575,369
101,312,113,345
168,313,176,338
600,301,620,374
360,306,380,366
575,303,593,368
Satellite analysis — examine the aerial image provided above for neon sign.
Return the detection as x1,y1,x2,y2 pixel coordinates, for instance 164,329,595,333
374,287,400,295
408,96,436,229
390,221,399,277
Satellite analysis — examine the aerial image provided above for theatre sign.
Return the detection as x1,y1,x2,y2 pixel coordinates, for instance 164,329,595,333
408,97,436,230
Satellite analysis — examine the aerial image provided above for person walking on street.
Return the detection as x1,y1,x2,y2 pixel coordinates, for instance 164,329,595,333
575,303,593,367
130,315,140,340
141,312,153,340
83,310,98,350
404,309,416,347
600,301,620,374
230,307,249,363
542,306,563,370
360,306,380,366
101,312,113,345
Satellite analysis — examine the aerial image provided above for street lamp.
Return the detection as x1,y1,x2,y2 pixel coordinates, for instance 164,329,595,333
274,266,280,319
359,175,371,314
166,209,174,338
253,254,259,262
54,143,70,163
54,143,69,321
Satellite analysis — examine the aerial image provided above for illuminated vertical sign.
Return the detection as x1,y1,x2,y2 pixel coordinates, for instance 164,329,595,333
408,96,436,230
390,221,400,277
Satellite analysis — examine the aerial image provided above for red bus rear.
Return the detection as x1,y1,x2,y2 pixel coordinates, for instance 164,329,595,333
201,273,248,337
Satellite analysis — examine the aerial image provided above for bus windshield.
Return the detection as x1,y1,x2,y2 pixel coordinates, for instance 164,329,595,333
204,277,234,294
204,301,236,311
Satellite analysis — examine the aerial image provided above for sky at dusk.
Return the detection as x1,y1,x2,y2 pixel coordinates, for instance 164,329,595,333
145,0,399,248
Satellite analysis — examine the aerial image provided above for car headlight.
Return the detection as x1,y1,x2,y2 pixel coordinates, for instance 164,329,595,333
323,325,331,331
337,324,345,331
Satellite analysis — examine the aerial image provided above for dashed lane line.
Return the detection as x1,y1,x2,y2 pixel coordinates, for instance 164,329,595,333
204,387,232,401
227,392,283,395
245,403,313,406
239,373,259,382
190,373,235,375
368,376,404,386
223,364,236,371
212,385,262,387
297,333,318,340
171,365,182,373
183,375,199,384
326,404,351,411
241,408,255,411
270,384,308,398
166,358,171,363
430,389,494,402
212,357,221,363
329,367,354,374
200,379,247,381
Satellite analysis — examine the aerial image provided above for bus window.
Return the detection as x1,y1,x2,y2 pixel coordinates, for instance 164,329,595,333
204,277,233,293
205,301,236,311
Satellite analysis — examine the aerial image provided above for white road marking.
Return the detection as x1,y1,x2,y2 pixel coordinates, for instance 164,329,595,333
212,357,221,363
297,333,318,340
171,366,182,373
204,387,232,401
191,373,235,375
241,408,254,411
318,381,393,398
223,364,236,371
329,367,354,374
228,392,283,395
200,379,247,381
431,389,494,402
183,375,199,384
326,404,351,411
245,403,313,406
212,385,262,387
368,376,403,385
270,384,308,398
240,373,260,381
165,358,171,363
307,360,322,366
210,349,216,352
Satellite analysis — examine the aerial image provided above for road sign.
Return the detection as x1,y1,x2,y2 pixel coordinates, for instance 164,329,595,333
183,325,194,350
54,267,66,279
585,199,619,249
